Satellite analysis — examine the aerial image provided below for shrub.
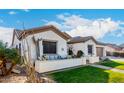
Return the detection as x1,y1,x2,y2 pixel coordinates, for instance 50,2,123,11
103,58,110,62
5,48,20,64
106,51,112,56
113,52,120,57
120,53,124,57
76,50,84,58
0,41,20,75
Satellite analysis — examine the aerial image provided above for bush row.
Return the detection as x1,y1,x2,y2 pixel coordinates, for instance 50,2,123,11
106,51,124,57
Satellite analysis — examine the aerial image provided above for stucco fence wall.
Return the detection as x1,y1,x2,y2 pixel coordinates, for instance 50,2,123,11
35,57,99,73
86,56,99,64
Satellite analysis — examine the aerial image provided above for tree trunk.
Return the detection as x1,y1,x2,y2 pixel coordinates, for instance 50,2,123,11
0,59,16,76
0,58,7,76
6,63,16,75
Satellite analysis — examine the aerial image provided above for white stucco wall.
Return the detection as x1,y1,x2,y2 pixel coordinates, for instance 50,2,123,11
13,30,68,62
12,34,20,48
12,34,26,57
33,30,67,57
35,56,99,73
35,58,86,73
12,34,32,64
68,39,97,57
86,56,99,64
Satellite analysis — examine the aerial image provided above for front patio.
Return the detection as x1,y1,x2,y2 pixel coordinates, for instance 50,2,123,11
35,56,99,73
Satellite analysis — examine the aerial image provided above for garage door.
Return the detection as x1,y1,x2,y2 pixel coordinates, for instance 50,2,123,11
96,47,103,57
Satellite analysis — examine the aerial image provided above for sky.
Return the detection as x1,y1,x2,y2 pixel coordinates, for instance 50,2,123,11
0,9,124,46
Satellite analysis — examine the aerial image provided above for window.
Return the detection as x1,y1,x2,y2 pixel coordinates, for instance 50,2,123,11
88,45,93,55
19,43,21,55
43,41,57,54
16,45,18,49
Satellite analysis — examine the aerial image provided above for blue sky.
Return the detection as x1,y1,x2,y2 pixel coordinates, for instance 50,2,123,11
0,9,124,45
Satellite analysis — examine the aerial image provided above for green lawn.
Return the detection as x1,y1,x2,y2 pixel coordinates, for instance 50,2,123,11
50,66,124,83
99,60,124,70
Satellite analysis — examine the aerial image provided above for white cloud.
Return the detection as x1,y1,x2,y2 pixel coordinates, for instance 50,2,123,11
57,14,65,20
111,29,124,37
0,26,14,46
22,9,30,12
8,11,17,15
46,14,124,39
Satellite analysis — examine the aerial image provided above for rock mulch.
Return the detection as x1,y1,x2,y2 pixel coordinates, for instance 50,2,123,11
0,65,55,83
0,74,27,83
0,74,55,83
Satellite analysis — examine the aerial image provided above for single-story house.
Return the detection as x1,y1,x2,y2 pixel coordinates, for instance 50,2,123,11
11,25,101,73
11,25,70,64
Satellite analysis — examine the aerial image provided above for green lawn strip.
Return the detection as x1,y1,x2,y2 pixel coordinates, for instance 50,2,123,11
112,59,124,63
105,70,124,83
99,60,124,70
50,66,124,83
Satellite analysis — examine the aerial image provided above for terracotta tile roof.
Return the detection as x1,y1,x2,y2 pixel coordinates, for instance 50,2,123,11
12,25,70,45
14,25,70,40
62,32,72,39
107,44,122,51
96,41,107,45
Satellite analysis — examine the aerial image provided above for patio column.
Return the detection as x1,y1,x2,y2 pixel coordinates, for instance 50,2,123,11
93,45,96,57
103,47,106,57
38,39,43,57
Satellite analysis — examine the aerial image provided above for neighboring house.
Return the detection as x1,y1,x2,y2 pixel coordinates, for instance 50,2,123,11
68,36,98,57
120,43,124,48
11,25,70,64
120,44,124,52
122,48,124,52
104,43,124,57
105,44,116,54
105,44,123,54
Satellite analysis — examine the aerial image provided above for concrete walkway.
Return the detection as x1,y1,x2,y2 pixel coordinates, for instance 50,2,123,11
90,64,124,74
